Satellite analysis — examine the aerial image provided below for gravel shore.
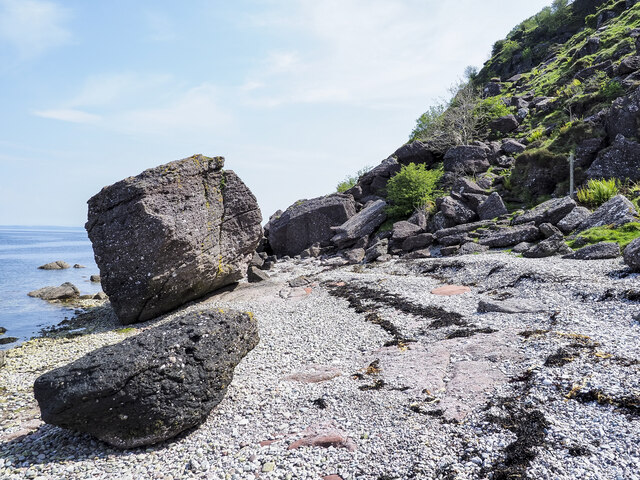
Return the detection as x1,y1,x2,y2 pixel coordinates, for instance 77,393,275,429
1,252,639,479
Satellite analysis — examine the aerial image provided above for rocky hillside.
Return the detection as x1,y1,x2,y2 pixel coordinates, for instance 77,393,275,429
257,0,640,270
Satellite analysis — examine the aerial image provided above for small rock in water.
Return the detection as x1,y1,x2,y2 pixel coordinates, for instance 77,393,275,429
27,282,80,301
89,274,101,283
38,260,70,270
73,264,86,269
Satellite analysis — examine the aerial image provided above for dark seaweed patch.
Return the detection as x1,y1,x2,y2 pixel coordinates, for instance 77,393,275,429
568,445,590,456
568,389,640,416
518,329,550,338
446,327,498,339
312,397,328,409
544,348,577,367
359,379,386,391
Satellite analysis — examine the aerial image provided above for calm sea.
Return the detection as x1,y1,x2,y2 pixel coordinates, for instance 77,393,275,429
0,226,102,349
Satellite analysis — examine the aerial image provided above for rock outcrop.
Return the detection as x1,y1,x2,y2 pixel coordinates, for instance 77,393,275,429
28,283,80,301
38,261,70,270
586,135,640,182
267,194,356,257
33,308,259,448
331,199,387,249
576,195,639,232
86,155,262,325
624,237,640,270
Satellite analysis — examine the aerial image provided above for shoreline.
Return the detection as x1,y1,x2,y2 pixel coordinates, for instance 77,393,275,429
1,252,639,479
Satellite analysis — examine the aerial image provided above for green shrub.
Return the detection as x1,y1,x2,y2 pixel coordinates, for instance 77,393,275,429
585,13,597,28
475,96,512,121
576,178,619,207
336,166,373,193
599,78,624,100
409,104,447,142
385,163,443,219
527,128,545,143
569,222,640,249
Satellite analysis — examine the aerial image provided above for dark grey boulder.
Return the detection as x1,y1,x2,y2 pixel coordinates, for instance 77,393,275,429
364,239,388,263
564,242,621,260
463,193,490,212
90,274,101,283
478,298,548,314
501,139,526,155
427,211,457,233
343,248,366,264
575,137,605,169
440,245,460,256
392,221,423,242
586,135,640,183
86,155,262,325
522,235,572,258
348,157,401,201
512,197,576,226
458,242,489,255
248,266,269,283
38,261,70,270
393,141,437,167
606,86,640,139
539,223,563,238
404,249,431,259
439,196,477,224
434,220,494,240
489,115,519,134
443,146,490,174
331,199,386,249
512,242,532,254
478,192,508,220
402,233,434,252
618,55,640,75
480,224,541,248
268,194,355,258
576,195,639,232
33,309,259,449
438,233,472,247
452,177,488,196
557,206,591,234
407,209,428,229
484,82,502,97
28,282,80,301
624,237,640,270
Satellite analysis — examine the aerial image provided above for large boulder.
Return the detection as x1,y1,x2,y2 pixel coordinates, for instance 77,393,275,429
34,309,259,449
477,192,508,220
268,194,356,257
479,223,541,248
585,135,640,182
392,141,437,167
28,282,80,301
439,196,477,224
557,206,591,234
624,237,640,270
564,242,621,260
606,86,640,140
443,146,490,174
347,157,401,201
86,155,262,325
576,195,639,232
489,115,519,134
331,199,387,249
512,197,576,226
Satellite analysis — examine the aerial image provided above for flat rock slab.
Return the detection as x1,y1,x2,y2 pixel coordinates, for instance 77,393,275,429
564,242,621,260
282,364,342,383
431,285,471,296
478,298,549,314
288,421,357,452
33,308,259,448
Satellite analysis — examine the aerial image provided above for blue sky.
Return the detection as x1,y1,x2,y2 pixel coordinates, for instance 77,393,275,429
0,0,551,227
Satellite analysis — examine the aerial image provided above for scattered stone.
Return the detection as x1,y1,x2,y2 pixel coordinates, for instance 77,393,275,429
512,242,532,254
480,224,541,248
478,298,548,314
343,248,365,264
33,308,259,448
557,206,591,234
443,145,490,174
478,192,508,220
490,114,519,133
576,195,639,232
501,139,526,155
289,276,313,288
282,364,342,383
407,209,428,229
431,285,471,296
38,261,70,270
523,235,572,258
458,242,490,255
624,237,640,270
248,266,270,283
250,252,265,268
86,155,262,324
288,422,357,452
564,242,621,260
331,199,387,249
27,282,80,301
89,274,101,283
512,197,576,226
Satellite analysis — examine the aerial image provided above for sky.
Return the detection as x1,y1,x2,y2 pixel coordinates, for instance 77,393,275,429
0,0,552,227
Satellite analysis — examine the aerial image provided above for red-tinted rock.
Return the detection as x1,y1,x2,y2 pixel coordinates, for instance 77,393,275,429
431,285,471,296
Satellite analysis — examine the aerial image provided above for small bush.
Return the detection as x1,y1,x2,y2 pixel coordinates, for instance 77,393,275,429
385,163,443,219
336,166,373,193
599,78,624,100
569,222,640,249
527,128,545,143
576,178,619,207
475,96,512,121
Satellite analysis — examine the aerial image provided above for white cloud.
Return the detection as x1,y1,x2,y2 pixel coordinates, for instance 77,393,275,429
33,108,100,123
0,0,71,57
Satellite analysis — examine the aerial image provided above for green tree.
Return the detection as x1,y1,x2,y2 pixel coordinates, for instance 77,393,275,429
385,163,443,218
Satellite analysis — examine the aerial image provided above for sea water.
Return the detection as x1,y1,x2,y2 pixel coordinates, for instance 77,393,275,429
0,226,102,349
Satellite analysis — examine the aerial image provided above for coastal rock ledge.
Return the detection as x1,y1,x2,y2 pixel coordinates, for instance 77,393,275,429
86,155,262,324
33,309,259,448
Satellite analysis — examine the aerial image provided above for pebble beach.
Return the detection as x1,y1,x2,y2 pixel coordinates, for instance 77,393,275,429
1,252,639,480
